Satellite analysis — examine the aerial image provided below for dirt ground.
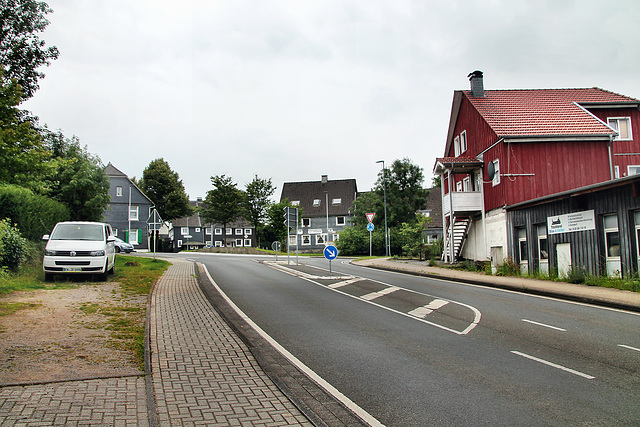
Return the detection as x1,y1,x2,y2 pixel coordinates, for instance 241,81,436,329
0,282,144,385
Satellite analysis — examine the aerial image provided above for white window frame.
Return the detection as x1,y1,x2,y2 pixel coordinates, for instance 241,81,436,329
608,117,632,141
313,199,321,207
302,235,311,246
454,135,460,157
615,165,620,179
235,239,243,247
226,228,232,235
181,227,189,235
463,176,472,192
244,228,252,235
215,228,223,235
492,159,500,186
336,216,346,226
537,224,548,261
244,239,251,247
460,131,467,154
129,229,139,245
205,228,211,235
316,234,326,245
332,198,342,205
205,240,212,246
235,228,242,235
177,239,183,247
215,240,223,247
116,186,123,197
291,200,300,206
628,165,640,176
288,235,297,246
195,227,200,233
604,214,620,259
456,181,463,192
129,206,139,221
302,218,310,227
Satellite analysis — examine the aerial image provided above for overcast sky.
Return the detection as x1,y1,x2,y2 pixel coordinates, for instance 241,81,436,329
23,0,640,200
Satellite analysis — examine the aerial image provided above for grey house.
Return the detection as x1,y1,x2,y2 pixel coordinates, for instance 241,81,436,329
104,163,154,250
280,175,357,251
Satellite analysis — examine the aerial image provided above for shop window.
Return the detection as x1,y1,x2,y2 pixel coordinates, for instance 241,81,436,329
537,224,548,260
302,235,311,245
517,227,528,264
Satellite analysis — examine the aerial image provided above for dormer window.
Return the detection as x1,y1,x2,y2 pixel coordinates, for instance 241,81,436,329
313,199,321,207
332,198,342,205
608,117,632,141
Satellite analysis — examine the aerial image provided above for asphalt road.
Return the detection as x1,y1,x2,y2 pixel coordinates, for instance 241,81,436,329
181,253,640,426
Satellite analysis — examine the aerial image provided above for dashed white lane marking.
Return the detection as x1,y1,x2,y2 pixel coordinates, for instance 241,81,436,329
522,319,567,331
329,277,364,289
618,344,640,353
511,351,595,380
361,286,400,301
408,299,449,318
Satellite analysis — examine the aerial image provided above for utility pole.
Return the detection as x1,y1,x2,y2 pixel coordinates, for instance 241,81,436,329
376,160,390,257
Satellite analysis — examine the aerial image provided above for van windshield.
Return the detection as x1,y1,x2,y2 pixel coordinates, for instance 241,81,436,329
50,224,105,241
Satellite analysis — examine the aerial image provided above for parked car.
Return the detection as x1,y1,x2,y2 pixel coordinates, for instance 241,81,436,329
113,236,134,253
42,222,116,281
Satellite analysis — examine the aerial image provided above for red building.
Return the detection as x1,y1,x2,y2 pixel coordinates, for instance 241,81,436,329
434,71,640,268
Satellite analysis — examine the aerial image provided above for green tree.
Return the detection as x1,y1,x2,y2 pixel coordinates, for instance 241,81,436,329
244,175,275,245
264,199,295,249
0,69,53,193
398,214,431,260
201,175,245,232
44,130,110,221
375,158,428,228
0,0,59,99
138,158,192,221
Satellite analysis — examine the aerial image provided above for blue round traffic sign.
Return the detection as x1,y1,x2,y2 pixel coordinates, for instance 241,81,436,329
367,223,374,232
323,245,338,260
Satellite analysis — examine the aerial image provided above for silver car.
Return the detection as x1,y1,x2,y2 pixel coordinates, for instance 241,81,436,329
43,222,116,281
113,236,134,253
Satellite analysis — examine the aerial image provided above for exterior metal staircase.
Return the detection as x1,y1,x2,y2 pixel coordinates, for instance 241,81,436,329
442,217,472,262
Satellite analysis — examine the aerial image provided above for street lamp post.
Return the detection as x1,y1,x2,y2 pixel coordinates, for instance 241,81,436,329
376,160,390,257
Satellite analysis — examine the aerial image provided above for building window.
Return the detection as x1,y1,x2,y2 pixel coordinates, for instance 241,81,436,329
537,224,548,261
181,227,188,235
456,181,463,192
628,165,640,176
316,234,326,245
604,214,620,258
336,216,346,226
517,227,528,264
226,228,232,235
116,186,123,197
206,240,212,246
129,229,139,245
454,135,460,157
195,228,200,233
215,228,222,235
235,228,242,235
615,166,621,178
463,176,472,192
244,239,251,247
313,199,321,207
302,235,311,245
608,117,632,141
235,239,243,247
302,218,310,227
177,240,183,247
205,228,211,235
291,200,300,206
288,235,297,246
129,206,139,221
332,198,342,205
244,228,252,235
460,131,467,154
492,159,500,186
215,240,223,247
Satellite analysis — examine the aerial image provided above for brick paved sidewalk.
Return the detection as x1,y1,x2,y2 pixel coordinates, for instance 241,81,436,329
150,258,312,426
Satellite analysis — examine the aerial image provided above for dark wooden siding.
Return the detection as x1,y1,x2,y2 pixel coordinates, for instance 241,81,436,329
507,181,640,277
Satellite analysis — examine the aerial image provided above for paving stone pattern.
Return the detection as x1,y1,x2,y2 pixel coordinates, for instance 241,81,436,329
150,258,312,426
0,376,148,426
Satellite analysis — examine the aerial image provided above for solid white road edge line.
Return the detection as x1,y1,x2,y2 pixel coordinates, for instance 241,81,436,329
201,264,385,427
522,319,567,331
510,351,595,380
618,344,640,353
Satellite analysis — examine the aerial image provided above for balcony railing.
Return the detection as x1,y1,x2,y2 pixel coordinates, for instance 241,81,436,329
442,191,483,216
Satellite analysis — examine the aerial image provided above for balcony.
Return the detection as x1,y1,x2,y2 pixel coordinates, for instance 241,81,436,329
442,191,483,216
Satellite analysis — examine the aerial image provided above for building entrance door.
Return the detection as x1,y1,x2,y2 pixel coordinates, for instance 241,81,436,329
556,243,571,278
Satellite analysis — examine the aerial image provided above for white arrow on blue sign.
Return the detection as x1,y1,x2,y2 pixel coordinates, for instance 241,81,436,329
367,223,374,232
323,245,338,260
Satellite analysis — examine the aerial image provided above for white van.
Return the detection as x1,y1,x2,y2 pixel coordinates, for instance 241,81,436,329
42,222,116,281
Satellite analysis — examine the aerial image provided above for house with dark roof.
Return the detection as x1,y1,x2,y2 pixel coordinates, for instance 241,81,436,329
434,71,640,275
104,163,154,250
280,175,357,251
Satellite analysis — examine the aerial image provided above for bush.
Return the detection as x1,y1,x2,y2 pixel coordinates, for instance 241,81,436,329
0,219,28,271
0,184,69,241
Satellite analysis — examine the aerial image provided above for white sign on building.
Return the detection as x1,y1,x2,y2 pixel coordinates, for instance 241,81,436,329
547,210,596,235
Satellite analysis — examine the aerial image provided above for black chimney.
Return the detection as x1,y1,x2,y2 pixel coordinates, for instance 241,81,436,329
468,70,485,97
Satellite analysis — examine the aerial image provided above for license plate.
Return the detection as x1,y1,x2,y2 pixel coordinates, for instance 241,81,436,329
62,267,82,272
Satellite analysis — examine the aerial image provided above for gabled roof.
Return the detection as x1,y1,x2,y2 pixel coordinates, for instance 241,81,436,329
464,88,638,139
104,163,154,205
280,178,358,217
433,156,483,174
445,87,640,155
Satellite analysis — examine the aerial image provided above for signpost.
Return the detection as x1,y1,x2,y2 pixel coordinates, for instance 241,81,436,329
271,241,281,261
323,244,338,276
284,207,299,265
147,208,163,259
366,213,375,257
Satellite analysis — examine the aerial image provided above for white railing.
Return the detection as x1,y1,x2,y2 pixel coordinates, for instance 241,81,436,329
442,191,483,216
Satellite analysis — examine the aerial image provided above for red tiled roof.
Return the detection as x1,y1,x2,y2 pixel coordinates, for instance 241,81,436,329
436,156,482,164
464,88,640,138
